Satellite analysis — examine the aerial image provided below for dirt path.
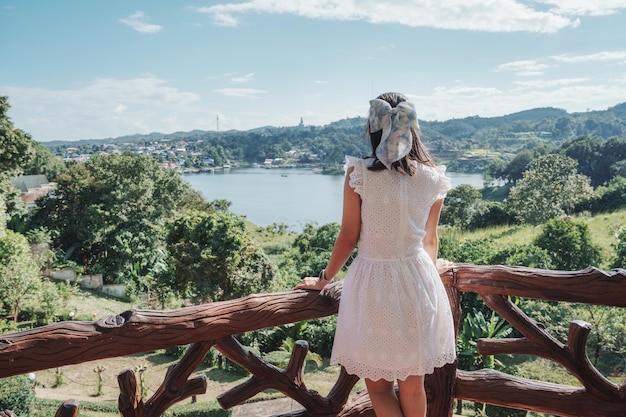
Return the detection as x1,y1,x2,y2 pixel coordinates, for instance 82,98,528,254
232,398,302,417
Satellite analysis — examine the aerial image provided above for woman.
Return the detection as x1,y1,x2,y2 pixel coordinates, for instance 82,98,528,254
295,92,456,417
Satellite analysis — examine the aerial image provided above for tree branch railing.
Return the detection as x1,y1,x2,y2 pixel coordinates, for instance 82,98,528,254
1,265,625,417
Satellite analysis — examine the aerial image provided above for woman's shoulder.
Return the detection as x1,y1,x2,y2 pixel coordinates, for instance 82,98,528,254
344,155,374,169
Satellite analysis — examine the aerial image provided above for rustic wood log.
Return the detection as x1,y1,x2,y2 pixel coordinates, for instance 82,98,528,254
478,293,626,402
0,284,341,377
215,335,359,414
54,400,80,417
1,265,624,417
118,342,213,417
440,265,626,306
455,369,626,417
0,411,17,417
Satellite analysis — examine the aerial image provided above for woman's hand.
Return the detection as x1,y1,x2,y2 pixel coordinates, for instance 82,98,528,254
436,258,454,273
294,277,328,291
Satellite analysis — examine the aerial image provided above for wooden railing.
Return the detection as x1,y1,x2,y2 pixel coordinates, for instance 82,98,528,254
1,264,625,417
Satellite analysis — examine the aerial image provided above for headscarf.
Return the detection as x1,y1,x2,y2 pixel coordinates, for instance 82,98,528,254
368,98,419,170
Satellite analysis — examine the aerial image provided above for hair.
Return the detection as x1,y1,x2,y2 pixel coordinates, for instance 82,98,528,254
367,92,434,175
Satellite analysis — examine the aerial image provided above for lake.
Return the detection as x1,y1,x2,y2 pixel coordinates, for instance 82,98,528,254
184,167,484,231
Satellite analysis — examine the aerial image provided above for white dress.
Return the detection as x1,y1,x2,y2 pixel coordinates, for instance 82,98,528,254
330,156,457,382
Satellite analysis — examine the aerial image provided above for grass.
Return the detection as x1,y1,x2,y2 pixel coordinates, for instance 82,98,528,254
445,208,626,270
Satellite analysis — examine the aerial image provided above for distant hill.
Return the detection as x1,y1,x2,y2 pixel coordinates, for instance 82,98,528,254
44,102,626,150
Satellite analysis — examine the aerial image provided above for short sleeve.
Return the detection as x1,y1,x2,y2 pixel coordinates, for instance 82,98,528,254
435,165,451,199
344,155,364,196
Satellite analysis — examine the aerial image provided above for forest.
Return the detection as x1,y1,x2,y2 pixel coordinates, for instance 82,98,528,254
42,102,626,174
2,95,626,416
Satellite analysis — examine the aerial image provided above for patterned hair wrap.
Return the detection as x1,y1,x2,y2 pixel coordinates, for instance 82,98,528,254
369,98,419,169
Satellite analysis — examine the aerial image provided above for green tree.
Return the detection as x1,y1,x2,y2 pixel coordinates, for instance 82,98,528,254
22,141,67,179
162,210,274,302
502,150,533,184
0,198,42,321
610,224,626,268
0,375,35,416
533,217,602,270
0,96,34,176
29,153,206,287
289,222,351,278
507,154,594,225
0,174,26,221
440,184,484,230
0,96,34,224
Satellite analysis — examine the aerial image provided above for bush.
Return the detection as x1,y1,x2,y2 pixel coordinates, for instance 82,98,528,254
489,244,553,269
475,402,527,417
33,398,120,415
164,400,232,417
33,398,229,417
0,375,35,416
302,317,337,358
469,202,516,229
534,217,602,270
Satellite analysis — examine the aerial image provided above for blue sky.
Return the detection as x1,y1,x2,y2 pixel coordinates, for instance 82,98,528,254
2,1,626,142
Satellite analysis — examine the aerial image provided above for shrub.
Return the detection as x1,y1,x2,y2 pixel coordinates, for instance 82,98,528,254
164,400,232,417
0,375,35,416
534,217,602,270
302,317,337,358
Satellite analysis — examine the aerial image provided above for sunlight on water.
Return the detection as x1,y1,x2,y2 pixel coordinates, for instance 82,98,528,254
185,168,483,231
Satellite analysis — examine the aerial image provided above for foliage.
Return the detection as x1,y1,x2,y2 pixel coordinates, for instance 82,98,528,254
488,244,553,269
0,198,42,321
457,308,513,371
20,280,78,325
533,218,602,270
0,375,35,416
561,135,626,187
467,201,516,229
31,391,230,417
28,153,206,286
507,154,594,225
301,316,337,358
440,184,485,230
0,96,34,176
278,337,323,368
587,175,626,214
0,174,27,222
577,305,626,370
611,224,626,268
22,140,67,180
162,210,274,302
439,233,495,266
32,398,120,415
288,222,354,278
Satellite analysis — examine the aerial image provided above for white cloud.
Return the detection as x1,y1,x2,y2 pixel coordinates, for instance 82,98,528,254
215,88,267,98
536,0,626,17
497,60,551,76
210,11,239,27
513,78,589,88
196,0,578,33
119,11,163,34
2,75,202,140
231,73,255,83
551,51,626,63
416,81,626,121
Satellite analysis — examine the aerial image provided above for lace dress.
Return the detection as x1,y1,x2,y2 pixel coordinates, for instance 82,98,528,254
330,156,457,381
